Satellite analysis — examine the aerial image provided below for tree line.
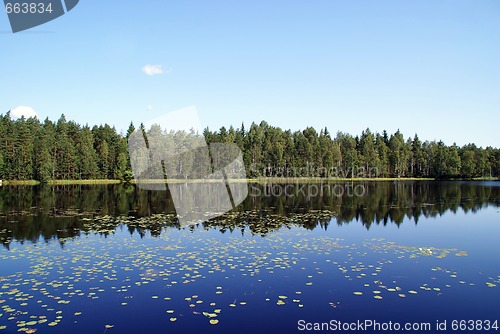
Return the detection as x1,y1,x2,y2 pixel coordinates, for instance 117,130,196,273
2,182,498,246
0,113,131,182
204,121,499,179
0,113,499,181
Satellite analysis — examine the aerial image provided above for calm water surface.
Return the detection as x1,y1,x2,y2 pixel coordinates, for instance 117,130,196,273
0,181,499,333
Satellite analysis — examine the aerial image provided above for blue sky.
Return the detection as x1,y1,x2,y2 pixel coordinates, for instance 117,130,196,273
1,0,499,147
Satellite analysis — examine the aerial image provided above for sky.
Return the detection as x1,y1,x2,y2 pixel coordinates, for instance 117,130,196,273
1,0,499,147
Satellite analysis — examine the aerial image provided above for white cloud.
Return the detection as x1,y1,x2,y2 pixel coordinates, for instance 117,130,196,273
147,105,153,111
10,106,38,119
142,64,171,76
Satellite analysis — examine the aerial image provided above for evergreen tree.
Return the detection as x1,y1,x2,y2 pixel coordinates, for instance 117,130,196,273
0,112,498,181
33,119,53,182
375,133,390,177
55,115,77,179
76,126,99,179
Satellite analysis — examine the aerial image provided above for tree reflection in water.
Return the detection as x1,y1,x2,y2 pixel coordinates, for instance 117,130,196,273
0,181,499,248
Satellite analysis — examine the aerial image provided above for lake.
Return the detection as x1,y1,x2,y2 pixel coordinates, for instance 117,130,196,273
1,181,499,333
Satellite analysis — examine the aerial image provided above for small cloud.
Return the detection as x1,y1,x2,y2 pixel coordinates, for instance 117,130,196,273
142,64,171,76
10,106,38,119
147,105,153,111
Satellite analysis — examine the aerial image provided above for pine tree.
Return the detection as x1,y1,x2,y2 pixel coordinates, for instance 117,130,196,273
33,119,53,182
98,140,109,178
0,112,498,181
54,115,77,179
76,126,98,179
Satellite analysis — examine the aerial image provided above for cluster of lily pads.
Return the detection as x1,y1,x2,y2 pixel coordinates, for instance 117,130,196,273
0,215,499,332
80,209,338,237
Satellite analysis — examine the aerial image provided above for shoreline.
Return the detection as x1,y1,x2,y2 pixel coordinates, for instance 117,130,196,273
1,177,498,186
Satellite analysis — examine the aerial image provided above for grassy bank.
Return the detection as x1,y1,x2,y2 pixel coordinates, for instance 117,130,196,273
1,180,40,186
125,177,438,184
246,177,436,183
132,177,437,183
471,177,500,181
2,179,121,186
3,177,498,186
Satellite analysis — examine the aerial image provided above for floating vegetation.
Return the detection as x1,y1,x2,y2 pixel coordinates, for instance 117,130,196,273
0,214,498,333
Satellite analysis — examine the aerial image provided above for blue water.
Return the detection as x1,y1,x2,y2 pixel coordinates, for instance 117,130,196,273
0,182,500,333
0,183,499,333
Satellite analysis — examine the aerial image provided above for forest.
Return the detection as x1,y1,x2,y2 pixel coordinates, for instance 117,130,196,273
0,112,499,181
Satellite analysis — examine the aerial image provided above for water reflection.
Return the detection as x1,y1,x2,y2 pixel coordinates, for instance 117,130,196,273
0,181,499,247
